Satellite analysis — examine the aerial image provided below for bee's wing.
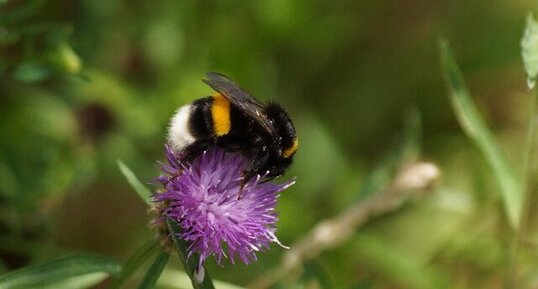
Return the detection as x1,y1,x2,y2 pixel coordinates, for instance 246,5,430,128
203,72,276,135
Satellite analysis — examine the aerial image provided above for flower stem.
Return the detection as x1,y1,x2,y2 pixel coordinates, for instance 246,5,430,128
166,218,216,289
508,87,538,289
521,88,538,214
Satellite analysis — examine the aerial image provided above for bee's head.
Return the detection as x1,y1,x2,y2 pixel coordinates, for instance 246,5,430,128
264,156,293,179
264,103,298,157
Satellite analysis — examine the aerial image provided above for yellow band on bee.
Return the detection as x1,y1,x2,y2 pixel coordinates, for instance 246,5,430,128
211,93,231,136
282,138,299,158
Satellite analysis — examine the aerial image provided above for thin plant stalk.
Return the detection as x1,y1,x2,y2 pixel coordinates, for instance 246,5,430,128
166,218,216,289
507,87,538,289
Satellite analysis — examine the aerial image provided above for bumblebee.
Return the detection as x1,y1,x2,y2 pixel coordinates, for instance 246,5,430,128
168,72,298,184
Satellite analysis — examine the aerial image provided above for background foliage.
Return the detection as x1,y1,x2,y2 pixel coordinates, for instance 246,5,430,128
1,0,538,288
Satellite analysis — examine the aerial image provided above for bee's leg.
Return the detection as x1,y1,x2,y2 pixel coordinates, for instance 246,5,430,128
237,179,246,200
237,171,254,200
165,159,191,185
166,169,183,184
251,152,272,178
236,153,271,200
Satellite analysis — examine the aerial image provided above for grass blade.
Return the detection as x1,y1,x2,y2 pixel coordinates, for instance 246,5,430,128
0,254,121,289
166,218,216,289
110,240,159,289
439,40,523,230
117,160,152,205
39,272,110,289
137,251,169,289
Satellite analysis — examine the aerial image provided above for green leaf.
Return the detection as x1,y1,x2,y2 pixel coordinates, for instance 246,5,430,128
117,160,152,205
38,272,109,289
13,63,51,83
0,254,121,289
47,43,82,74
110,240,159,289
440,40,523,230
166,218,216,289
137,251,169,289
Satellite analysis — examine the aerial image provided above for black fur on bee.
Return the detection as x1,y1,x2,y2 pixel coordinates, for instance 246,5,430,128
167,72,298,186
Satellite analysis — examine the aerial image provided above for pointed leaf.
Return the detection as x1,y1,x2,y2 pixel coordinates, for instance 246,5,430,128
0,254,121,289
110,240,159,289
440,40,523,230
117,160,152,205
39,272,109,289
137,251,169,289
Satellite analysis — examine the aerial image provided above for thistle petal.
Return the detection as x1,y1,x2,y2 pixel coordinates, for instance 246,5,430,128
153,146,293,265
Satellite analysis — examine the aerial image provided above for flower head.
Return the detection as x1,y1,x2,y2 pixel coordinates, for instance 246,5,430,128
154,145,293,266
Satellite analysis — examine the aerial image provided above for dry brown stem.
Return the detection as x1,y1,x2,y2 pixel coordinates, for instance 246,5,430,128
248,162,440,289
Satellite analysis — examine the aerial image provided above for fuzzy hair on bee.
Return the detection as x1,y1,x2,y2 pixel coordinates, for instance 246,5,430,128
167,72,298,184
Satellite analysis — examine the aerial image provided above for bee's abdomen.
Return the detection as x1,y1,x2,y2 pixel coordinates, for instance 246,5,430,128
265,103,298,158
168,104,198,152
210,93,231,136
189,94,233,138
168,95,236,153
189,97,214,139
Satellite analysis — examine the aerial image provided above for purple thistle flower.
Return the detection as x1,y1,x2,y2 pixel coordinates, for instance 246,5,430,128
154,145,294,266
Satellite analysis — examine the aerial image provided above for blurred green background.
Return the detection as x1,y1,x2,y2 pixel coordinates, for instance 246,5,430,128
1,0,538,288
